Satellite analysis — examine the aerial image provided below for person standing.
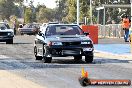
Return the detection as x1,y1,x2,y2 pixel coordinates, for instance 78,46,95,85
122,15,131,42
13,20,16,35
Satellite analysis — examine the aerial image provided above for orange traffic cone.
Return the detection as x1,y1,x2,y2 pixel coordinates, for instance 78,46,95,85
81,68,88,78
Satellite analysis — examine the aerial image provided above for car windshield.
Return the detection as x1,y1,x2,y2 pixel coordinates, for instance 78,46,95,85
45,25,84,36
0,23,10,29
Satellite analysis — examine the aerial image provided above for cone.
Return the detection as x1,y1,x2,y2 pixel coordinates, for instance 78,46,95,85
81,68,85,77
85,71,88,78
81,68,88,78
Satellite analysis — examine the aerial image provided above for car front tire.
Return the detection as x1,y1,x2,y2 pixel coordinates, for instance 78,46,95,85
85,56,93,63
34,46,42,60
74,55,82,61
42,45,52,63
6,39,13,44
42,57,52,63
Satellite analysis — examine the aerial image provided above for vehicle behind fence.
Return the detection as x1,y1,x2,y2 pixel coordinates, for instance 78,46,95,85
97,24,123,38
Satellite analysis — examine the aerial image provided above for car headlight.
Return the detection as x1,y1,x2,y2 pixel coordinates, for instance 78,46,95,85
7,32,13,36
52,42,62,45
81,41,91,44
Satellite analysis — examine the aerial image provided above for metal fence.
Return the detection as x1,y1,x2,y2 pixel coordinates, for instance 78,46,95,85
97,24,123,38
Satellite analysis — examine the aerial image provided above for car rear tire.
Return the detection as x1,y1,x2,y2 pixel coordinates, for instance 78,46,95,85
6,39,13,44
85,56,93,63
74,55,82,61
34,46,42,60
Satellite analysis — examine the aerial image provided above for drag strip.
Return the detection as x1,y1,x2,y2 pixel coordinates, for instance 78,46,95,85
0,35,131,88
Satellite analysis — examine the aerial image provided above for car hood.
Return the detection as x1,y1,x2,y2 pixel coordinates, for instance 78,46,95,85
0,29,14,32
46,35,91,42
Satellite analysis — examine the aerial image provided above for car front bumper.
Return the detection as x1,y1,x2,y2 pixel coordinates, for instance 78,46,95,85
47,45,94,57
0,36,13,42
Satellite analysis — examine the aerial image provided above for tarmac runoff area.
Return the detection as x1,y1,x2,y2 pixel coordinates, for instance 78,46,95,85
94,49,132,60
0,70,46,88
94,38,132,61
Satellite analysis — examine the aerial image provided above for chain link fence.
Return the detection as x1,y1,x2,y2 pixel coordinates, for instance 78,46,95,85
98,24,124,38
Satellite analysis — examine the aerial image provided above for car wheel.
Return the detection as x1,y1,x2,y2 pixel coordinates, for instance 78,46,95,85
42,46,52,63
42,57,52,63
34,46,42,60
74,55,82,61
6,39,13,44
85,56,93,63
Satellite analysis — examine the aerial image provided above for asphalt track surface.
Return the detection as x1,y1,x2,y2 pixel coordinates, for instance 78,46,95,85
0,35,131,88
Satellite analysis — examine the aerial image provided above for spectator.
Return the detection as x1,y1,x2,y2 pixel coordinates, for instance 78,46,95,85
121,15,131,42
13,20,16,35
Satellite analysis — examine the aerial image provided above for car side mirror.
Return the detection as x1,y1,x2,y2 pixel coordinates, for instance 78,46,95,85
38,32,43,36
84,32,89,36
38,32,45,37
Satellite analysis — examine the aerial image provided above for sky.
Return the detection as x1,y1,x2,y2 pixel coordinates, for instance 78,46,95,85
24,0,57,8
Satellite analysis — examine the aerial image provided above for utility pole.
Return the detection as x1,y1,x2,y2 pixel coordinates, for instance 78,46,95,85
77,0,79,25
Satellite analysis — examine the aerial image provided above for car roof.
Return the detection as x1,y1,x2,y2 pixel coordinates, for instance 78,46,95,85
41,24,80,33
48,24,79,26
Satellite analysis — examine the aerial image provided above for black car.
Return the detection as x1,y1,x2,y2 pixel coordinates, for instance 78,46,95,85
34,24,94,63
0,22,14,44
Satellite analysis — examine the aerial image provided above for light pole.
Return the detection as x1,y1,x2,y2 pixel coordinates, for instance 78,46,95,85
90,0,93,24
77,0,79,25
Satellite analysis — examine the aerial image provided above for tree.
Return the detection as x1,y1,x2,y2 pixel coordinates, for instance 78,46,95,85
24,7,32,23
36,4,46,12
79,0,90,23
36,7,55,23
55,0,68,22
24,0,36,23
65,0,77,23
0,0,23,21
62,0,131,24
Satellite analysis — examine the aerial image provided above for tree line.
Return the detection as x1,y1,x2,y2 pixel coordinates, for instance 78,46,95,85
0,0,131,24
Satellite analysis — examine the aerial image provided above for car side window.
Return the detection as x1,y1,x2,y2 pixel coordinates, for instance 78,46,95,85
45,27,50,36
46,26,56,36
